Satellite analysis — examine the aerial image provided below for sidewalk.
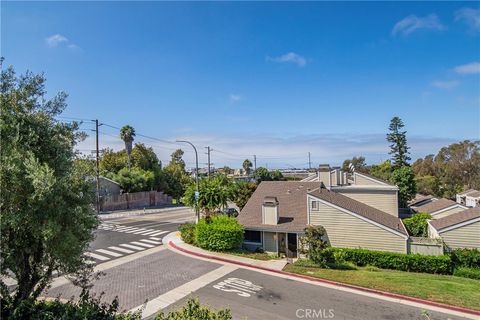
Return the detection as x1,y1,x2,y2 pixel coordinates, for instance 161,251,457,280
163,232,289,270
99,205,190,220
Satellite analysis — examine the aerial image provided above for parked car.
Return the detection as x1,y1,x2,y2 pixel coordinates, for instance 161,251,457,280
222,207,239,217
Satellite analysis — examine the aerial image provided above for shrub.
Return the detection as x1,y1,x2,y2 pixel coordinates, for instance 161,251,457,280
453,267,480,280
155,298,231,320
179,223,196,245
402,213,432,237
299,226,329,257
309,247,336,267
195,216,244,251
450,248,480,269
325,248,453,274
1,290,140,320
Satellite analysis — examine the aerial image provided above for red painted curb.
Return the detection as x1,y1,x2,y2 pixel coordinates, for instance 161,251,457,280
169,241,480,317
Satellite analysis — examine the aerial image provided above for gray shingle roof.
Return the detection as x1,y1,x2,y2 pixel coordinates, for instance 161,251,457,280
412,198,459,214
430,207,480,231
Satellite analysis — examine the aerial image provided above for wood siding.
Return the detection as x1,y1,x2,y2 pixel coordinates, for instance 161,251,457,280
263,232,277,253
432,206,465,219
338,189,398,217
355,174,384,186
440,222,480,250
309,200,406,253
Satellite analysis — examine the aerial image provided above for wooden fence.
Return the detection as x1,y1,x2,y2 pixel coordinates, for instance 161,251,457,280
100,191,172,211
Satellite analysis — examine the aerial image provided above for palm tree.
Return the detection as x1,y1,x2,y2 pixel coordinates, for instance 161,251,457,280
242,159,252,176
120,125,136,169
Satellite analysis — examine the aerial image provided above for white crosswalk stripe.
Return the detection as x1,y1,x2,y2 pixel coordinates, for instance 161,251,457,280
131,241,154,248
150,237,162,240
85,252,110,261
96,249,123,257
120,243,145,250
139,239,162,245
141,230,160,235
149,230,168,236
108,246,134,254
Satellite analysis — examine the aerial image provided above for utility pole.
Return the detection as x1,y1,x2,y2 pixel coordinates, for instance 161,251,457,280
308,152,311,170
95,119,100,214
205,146,211,177
253,155,257,171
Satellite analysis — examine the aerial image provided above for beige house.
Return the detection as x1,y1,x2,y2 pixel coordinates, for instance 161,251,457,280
237,176,409,257
428,207,480,250
412,198,467,219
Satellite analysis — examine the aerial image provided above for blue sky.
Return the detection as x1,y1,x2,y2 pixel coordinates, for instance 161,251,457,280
2,2,479,168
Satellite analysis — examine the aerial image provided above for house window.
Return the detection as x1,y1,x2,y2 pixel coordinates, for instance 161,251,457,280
311,200,320,211
244,230,262,243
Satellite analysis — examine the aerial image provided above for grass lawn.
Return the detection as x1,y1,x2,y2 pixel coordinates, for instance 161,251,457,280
224,249,278,261
284,261,480,310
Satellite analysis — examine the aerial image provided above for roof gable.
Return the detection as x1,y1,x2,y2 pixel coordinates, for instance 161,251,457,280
430,207,480,231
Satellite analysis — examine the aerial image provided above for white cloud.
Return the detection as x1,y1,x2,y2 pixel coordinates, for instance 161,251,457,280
267,52,307,67
392,14,445,36
431,80,459,89
45,34,80,50
229,94,242,102
455,7,480,31
454,62,480,75
45,34,68,47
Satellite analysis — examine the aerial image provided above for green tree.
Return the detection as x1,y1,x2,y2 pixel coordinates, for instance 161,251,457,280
387,116,411,168
271,169,285,181
415,175,441,196
162,149,191,200
412,154,436,177
170,149,186,171
342,156,368,173
252,167,272,182
242,159,253,175
369,160,393,182
391,166,417,208
232,181,257,210
0,64,98,311
107,167,155,193
182,175,234,216
403,213,432,237
120,125,136,169
131,143,160,171
99,148,128,174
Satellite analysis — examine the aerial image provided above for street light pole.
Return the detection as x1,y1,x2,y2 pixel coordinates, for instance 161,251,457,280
176,140,200,223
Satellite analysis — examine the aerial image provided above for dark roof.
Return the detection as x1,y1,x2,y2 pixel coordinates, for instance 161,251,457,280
430,207,480,231
238,181,407,236
412,198,459,214
238,181,319,232
308,188,407,235
408,194,435,206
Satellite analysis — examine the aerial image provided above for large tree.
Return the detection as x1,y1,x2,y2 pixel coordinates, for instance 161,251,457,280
120,125,136,169
342,156,368,173
391,166,417,207
0,64,98,311
162,149,191,200
242,159,253,176
232,181,257,210
387,117,411,168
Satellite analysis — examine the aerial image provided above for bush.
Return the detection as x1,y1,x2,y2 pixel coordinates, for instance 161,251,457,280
298,226,329,259
155,298,231,320
195,216,244,251
1,290,140,320
309,247,336,267
179,223,196,245
325,247,453,274
402,213,432,237
453,267,480,280
450,248,480,269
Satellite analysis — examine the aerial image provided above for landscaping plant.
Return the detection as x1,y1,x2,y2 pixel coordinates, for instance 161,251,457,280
179,222,196,245
402,213,432,237
195,216,244,251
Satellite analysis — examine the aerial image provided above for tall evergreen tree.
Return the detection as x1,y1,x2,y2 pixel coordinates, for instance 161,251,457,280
387,116,410,168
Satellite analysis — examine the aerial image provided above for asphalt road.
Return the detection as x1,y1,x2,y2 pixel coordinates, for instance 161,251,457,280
86,207,195,264
163,268,469,320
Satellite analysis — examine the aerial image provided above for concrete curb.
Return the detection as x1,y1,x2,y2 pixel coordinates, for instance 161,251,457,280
169,241,480,317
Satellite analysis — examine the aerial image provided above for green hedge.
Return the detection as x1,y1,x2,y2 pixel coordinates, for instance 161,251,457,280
313,248,454,274
195,216,244,251
402,213,431,237
179,223,196,245
450,248,480,269
453,267,480,280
